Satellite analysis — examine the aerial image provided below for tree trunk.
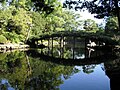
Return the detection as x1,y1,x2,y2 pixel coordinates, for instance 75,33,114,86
117,9,120,31
115,0,120,31
25,28,31,43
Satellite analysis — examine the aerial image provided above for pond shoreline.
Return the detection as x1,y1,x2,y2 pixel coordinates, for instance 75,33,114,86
0,43,30,51
0,43,120,53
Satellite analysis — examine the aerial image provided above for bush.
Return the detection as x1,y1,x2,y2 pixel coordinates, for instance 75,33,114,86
0,35,7,44
0,53,7,60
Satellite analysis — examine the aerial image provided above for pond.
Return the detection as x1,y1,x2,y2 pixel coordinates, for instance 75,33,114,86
0,39,120,90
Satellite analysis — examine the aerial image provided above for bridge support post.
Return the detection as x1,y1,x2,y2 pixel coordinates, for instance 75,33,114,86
60,37,62,58
36,40,38,48
73,36,75,59
47,39,50,55
41,39,43,45
51,37,53,57
85,38,87,58
62,36,65,58
59,36,65,58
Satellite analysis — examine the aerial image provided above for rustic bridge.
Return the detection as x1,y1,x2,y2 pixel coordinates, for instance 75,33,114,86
27,31,118,48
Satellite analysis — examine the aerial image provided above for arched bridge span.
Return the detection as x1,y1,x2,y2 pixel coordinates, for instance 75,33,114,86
27,31,118,48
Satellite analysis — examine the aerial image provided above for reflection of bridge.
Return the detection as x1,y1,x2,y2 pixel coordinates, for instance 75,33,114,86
26,49,118,66
26,31,119,65
26,49,120,90
26,31,120,90
27,31,118,48
27,31,118,64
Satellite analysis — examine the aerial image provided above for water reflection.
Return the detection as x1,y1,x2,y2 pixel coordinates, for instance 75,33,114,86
0,79,14,90
0,49,120,90
60,65,110,90
39,37,114,60
40,40,114,60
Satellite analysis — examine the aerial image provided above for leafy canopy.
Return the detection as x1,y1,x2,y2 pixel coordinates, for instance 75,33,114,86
0,6,32,43
63,0,120,18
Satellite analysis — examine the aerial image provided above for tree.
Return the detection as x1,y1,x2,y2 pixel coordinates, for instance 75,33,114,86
105,16,118,33
30,11,46,37
63,0,120,31
83,19,99,32
44,3,82,33
45,9,65,33
0,35,7,44
0,6,32,43
0,0,55,14
31,0,55,14
62,10,82,31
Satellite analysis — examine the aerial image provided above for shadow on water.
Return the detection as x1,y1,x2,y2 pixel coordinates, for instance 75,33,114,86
26,49,118,66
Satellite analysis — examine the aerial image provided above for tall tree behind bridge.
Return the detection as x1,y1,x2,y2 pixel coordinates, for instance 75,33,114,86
105,16,118,33
0,0,54,14
63,0,120,31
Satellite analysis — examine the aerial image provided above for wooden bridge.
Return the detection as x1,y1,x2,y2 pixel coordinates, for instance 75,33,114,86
27,31,118,48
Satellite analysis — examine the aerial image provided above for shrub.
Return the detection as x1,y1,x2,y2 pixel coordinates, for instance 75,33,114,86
0,53,7,60
0,35,7,44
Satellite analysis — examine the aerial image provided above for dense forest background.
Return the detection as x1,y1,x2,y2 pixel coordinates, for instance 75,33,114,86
0,0,119,44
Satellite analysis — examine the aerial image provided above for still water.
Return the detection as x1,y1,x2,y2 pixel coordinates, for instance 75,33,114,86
0,42,120,90
60,65,110,90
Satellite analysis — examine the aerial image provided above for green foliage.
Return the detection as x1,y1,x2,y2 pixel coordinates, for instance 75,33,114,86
0,9,12,33
0,6,32,43
3,32,21,43
45,8,82,34
30,11,46,37
0,53,7,60
62,10,82,31
105,16,118,33
0,0,107,44
0,35,7,44
0,0,58,15
45,13,65,33
44,2,65,33
0,50,80,90
63,0,119,18
83,19,99,33
0,51,28,89
12,7,32,35
96,23,105,33
1,0,82,43
63,0,120,31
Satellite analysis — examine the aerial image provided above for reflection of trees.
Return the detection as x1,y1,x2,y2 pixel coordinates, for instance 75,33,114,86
104,54,120,90
74,47,85,59
0,50,80,90
82,65,96,74
105,58,120,78
104,50,120,70
0,51,29,90
25,56,80,90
